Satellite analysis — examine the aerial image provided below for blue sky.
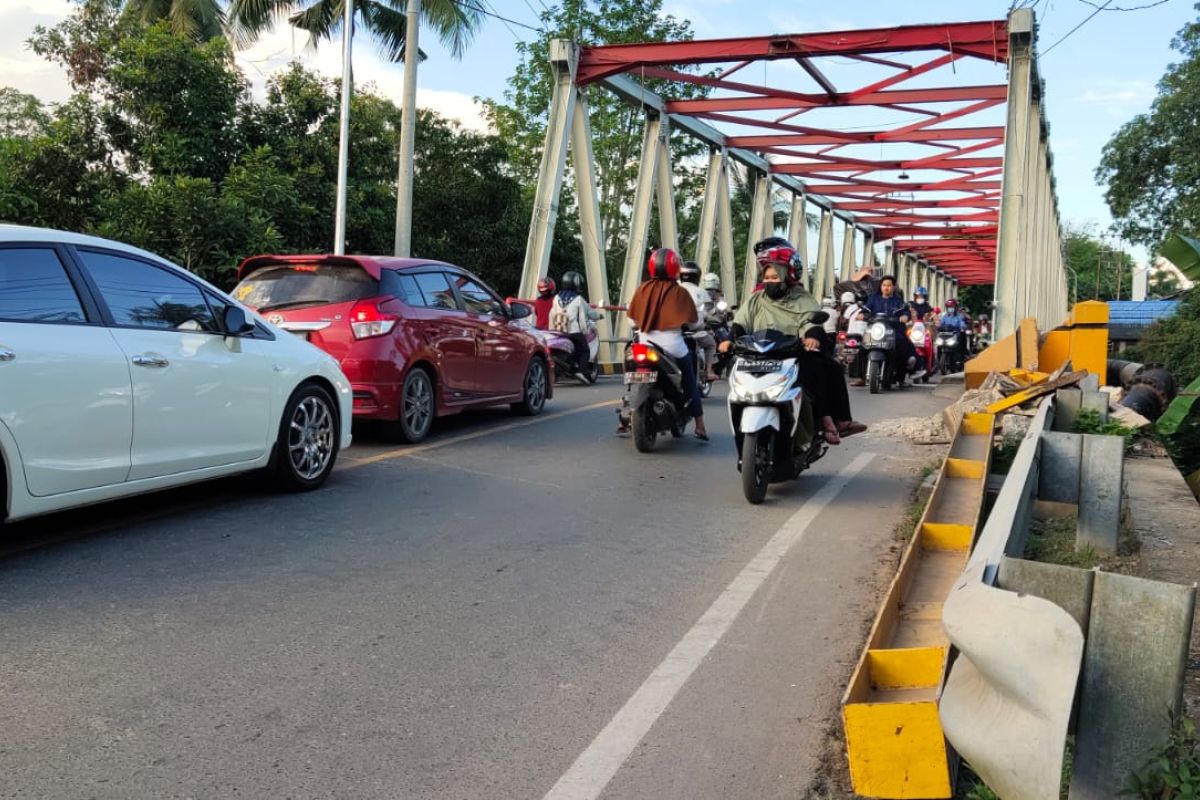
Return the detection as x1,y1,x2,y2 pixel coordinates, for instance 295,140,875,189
2,0,1195,261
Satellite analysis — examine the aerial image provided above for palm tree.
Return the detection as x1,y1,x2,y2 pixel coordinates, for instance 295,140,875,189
229,0,483,254
228,0,482,63
121,0,227,41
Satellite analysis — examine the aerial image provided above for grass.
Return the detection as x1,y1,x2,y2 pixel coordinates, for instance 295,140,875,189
957,741,1075,799
1124,714,1200,798
1025,514,1101,569
991,432,1022,475
1073,407,1141,452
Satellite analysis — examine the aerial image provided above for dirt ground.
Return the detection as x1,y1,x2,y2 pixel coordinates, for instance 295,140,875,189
1124,453,1200,719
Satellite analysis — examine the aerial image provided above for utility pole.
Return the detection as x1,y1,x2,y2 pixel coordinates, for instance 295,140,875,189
332,0,355,255
393,0,421,257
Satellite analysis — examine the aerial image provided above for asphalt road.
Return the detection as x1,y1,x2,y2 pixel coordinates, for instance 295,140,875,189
0,375,953,800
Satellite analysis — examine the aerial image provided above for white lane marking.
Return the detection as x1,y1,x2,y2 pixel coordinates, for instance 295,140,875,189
340,399,619,469
541,451,877,800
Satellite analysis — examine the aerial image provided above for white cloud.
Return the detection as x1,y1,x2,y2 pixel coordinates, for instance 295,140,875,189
1077,80,1155,108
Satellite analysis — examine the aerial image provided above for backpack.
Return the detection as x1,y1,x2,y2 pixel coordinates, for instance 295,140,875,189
549,297,571,332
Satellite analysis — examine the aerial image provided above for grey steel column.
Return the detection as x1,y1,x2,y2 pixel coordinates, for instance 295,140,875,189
994,7,1035,340
518,40,579,300
742,168,771,300
655,117,679,253
694,149,723,275
570,90,614,365
616,113,663,339
716,162,737,305
812,209,834,301
787,193,809,290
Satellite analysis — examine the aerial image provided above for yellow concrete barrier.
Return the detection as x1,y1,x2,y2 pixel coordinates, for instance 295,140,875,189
842,412,996,797
967,301,1111,389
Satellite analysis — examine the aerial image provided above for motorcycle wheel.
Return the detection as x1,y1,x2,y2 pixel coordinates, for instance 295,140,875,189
741,429,772,504
700,376,713,398
585,362,599,384
867,359,882,394
632,408,657,453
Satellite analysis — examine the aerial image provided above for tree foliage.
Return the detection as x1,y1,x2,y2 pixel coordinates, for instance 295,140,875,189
483,0,707,295
1096,5,1200,249
1129,288,1200,387
3,7,544,294
1065,223,1136,302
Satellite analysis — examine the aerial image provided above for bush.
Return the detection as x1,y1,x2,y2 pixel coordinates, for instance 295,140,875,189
1124,715,1200,798
1128,290,1200,388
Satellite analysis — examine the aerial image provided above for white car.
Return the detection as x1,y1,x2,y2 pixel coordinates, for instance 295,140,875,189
0,225,353,524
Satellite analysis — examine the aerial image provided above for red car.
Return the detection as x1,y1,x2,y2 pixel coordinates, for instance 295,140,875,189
234,255,552,443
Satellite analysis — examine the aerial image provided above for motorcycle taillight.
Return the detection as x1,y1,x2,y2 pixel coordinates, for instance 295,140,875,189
631,342,658,364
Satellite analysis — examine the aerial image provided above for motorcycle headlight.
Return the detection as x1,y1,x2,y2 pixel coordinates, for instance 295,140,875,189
869,322,888,341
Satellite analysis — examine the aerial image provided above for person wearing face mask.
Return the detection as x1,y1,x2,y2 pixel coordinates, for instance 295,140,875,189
719,243,865,444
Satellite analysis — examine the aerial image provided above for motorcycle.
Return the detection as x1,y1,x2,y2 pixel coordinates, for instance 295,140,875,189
706,300,735,379
727,325,829,504
620,335,701,452
908,321,934,383
835,330,862,374
935,328,965,375
508,299,600,385
861,315,918,394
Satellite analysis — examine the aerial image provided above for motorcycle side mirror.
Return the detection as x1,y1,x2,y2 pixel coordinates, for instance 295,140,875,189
507,301,533,320
810,310,830,325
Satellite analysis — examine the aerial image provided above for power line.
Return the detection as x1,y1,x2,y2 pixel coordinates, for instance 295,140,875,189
1040,0,1114,55
481,0,525,41
449,0,543,35
1078,0,1170,10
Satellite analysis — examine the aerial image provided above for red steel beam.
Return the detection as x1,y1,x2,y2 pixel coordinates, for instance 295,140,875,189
665,84,1006,114
724,127,1006,146
576,20,1009,84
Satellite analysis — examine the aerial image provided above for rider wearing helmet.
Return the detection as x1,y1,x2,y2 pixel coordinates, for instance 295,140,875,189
534,276,556,330
680,261,719,382
938,297,969,358
552,270,601,383
625,248,708,440
840,290,868,336
910,286,933,322
719,242,865,445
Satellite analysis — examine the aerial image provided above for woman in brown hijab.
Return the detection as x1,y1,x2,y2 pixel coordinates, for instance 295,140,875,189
625,248,708,440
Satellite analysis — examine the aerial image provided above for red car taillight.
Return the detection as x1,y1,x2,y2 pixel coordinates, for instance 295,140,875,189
349,300,398,339
631,342,659,364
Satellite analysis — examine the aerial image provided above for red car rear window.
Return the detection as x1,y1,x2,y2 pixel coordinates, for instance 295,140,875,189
233,264,378,312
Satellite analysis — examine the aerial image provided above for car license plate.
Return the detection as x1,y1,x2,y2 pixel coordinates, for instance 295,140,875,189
624,371,656,384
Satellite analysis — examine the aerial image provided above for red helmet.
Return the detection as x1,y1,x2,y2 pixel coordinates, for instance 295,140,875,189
647,248,683,281
945,298,959,309
536,276,556,297
757,245,803,285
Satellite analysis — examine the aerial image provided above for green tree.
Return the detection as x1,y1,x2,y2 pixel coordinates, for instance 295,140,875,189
0,89,50,138
1065,223,1136,301
1128,290,1200,386
122,0,227,41
1149,267,1183,298
484,0,706,296
1097,6,1200,249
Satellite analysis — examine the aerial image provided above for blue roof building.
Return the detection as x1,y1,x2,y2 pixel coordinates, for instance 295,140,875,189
1107,299,1182,346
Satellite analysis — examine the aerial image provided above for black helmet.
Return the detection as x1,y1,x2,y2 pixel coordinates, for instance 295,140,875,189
680,260,701,284
561,270,585,292
752,235,793,257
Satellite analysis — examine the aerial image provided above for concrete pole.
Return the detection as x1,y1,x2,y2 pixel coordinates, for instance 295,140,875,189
616,113,662,338
694,149,723,276
994,8,1034,340
863,230,877,268
332,0,355,255
570,91,614,364
392,0,421,256
518,40,578,300
716,163,737,305
742,168,771,300
654,118,678,253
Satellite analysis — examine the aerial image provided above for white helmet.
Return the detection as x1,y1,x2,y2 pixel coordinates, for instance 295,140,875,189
701,272,721,291
840,291,856,304
821,296,836,307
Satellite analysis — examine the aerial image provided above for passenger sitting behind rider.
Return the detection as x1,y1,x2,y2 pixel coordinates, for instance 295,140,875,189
718,242,866,444
625,248,708,440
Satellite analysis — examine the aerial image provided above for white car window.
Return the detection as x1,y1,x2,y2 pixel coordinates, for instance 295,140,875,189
77,250,218,332
0,247,86,324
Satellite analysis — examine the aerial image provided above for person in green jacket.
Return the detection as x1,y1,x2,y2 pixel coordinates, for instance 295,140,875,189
720,242,866,446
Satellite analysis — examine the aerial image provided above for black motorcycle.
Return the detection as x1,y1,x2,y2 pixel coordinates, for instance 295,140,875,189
935,328,965,374
620,339,697,453
861,314,914,394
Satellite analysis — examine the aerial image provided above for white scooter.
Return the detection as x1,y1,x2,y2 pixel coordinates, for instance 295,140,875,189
727,321,830,504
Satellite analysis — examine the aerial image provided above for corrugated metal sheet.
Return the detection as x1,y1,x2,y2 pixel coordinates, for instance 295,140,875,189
1108,300,1181,341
